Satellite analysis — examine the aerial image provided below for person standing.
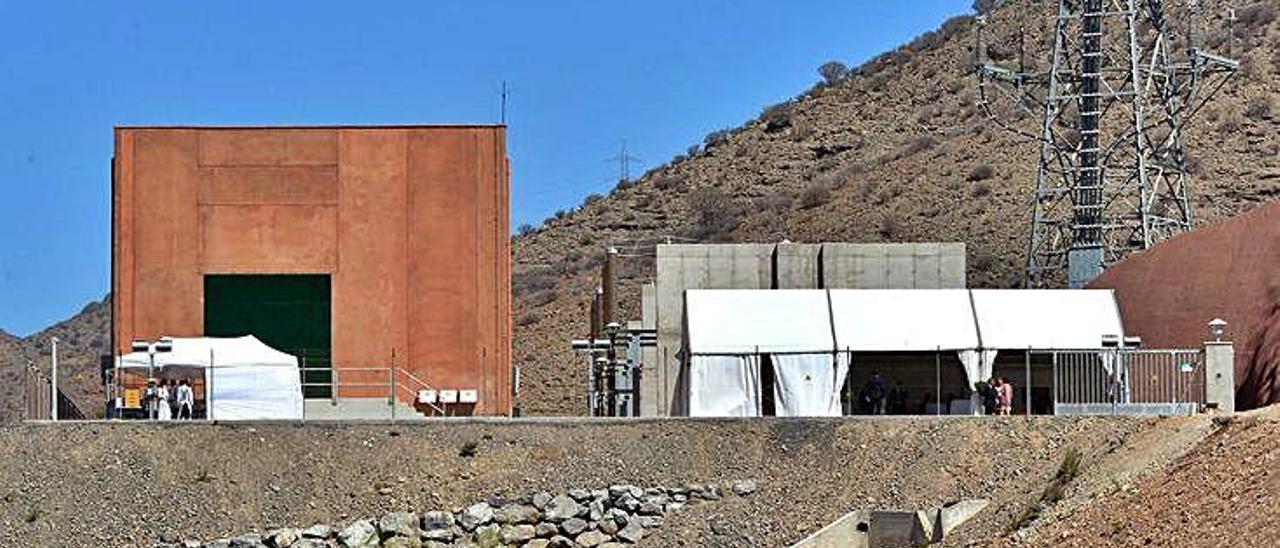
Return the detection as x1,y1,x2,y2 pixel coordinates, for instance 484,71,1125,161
175,379,194,420
156,381,172,420
862,372,888,415
996,377,1014,416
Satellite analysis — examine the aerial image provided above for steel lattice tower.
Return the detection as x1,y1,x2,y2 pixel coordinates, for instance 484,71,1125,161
976,0,1238,288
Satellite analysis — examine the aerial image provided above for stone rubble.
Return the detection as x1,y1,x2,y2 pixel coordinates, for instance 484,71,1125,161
158,481,757,547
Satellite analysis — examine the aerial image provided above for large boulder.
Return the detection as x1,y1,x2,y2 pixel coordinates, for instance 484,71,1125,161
378,511,420,539
459,502,495,531
337,520,379,548
420,511,455,532
543,494,584,522
501,524,538,544
496,503,541,524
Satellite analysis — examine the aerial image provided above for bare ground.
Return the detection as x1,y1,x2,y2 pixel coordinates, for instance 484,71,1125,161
0,415,1185,547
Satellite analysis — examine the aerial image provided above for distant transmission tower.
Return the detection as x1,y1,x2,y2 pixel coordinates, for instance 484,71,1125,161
606,139,642,184
976,0,1238,288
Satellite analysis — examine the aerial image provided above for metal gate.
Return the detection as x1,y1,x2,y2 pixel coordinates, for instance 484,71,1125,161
1051,349,1204,415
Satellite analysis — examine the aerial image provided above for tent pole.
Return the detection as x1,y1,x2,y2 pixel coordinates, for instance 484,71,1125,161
208,349,214,421
935,348,941,416
1025,347,1031,417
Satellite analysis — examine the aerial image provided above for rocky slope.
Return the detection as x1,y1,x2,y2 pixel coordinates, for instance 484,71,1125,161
0,416,1163,547
0,295,110,421
511,0,1280,415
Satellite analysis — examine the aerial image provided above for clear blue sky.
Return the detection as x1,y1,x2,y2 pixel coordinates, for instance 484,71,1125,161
0,1,970,336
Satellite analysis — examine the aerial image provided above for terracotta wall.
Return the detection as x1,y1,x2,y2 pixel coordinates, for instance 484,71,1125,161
113,126,511,415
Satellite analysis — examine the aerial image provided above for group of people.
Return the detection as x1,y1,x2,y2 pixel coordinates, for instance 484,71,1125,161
979,376,1015,415
145,378,195,420
857,372,910,415
857,371,1016,415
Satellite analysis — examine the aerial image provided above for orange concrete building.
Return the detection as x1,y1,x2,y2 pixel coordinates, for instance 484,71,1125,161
112,126,512,415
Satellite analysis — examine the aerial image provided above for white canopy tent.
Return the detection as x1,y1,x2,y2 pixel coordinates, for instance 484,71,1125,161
679,288,1129,417
829,289,990,392
684,290,846,417
969,289,1125,350
117,335,304,420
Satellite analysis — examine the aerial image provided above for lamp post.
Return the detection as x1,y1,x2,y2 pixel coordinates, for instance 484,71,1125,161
50,337,58,421
1208,318,1227,342
131,338,173,420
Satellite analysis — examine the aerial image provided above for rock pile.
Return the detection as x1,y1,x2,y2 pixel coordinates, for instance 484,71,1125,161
164,481,754,547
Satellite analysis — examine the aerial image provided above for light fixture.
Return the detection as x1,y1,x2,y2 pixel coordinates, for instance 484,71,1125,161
1208,318,1227,342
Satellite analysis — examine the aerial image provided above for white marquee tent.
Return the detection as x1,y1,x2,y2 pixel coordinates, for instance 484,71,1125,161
117,335,304,420
684,290,846,417
681,288,1126,417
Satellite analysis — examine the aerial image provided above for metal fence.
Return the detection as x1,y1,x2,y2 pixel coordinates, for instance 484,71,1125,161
1051,349,1205,415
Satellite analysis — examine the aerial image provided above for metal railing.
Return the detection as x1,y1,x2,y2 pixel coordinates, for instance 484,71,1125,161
298,364,447,418
1051,348,1205,415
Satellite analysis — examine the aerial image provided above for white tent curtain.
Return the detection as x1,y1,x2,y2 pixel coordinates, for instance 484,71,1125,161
688,355,762,417
956,349,999,390
772,353,848,417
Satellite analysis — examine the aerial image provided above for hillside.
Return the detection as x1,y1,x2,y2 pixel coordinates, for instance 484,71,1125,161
0,296,110,421
510,0,1280,415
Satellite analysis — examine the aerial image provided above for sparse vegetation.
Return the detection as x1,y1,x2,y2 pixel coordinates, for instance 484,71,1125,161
1008,448,1084,532
1244,95,1273,120
458,440,479,458
1217,105,1245,134
790,119,814,142
798,182,831,209
760,102,793,132
22,506,45,523
685,186,742,240
704,129,731,148
515,311,541,327
877,213,903,239
193,469,215,484
818,61,849,85
517,223,537,237
967,163,995,182
971,181,992,198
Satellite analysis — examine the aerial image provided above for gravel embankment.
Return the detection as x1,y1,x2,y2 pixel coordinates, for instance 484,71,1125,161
0,416,1174,547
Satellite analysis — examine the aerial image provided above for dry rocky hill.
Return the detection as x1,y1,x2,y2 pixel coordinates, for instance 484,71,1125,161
0,296,109,421
510,0,1280,415
2,1,1278,419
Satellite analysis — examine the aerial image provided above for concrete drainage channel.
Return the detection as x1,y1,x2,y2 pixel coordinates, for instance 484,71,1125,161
790,499,989,548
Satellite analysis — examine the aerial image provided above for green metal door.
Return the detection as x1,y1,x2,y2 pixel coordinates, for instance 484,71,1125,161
204,274,332,398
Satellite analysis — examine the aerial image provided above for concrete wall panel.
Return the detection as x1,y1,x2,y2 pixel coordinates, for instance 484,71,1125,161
199,166,338,205
129,130,203,340
407,130,481,404
200,205,338,272
333,130,409,393
197,129,338,167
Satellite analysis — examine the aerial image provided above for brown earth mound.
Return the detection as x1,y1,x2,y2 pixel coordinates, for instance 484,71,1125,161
1025,405,1280,547
1089,200,1280,409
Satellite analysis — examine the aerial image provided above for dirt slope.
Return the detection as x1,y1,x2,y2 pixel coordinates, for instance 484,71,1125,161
0,416,1166,547
511,1,1280,415
1025,406,1280,547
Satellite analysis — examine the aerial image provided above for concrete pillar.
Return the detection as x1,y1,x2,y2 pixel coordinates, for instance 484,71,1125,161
1204,340,1235,413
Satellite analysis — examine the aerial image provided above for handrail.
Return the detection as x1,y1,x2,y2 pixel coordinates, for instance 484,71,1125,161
296,364,447,416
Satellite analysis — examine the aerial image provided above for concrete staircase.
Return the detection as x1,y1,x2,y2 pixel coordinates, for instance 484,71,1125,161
303,398,431,421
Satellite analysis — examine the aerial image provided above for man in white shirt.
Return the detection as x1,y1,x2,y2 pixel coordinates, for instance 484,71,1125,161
175,379,195,420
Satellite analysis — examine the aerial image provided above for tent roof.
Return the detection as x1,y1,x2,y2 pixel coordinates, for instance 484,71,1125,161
117,335,298,369
970,289,1125,349
829,289,979,351
685,290,834,354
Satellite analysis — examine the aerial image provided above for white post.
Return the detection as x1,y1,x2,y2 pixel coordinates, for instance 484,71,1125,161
50,337,59,421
